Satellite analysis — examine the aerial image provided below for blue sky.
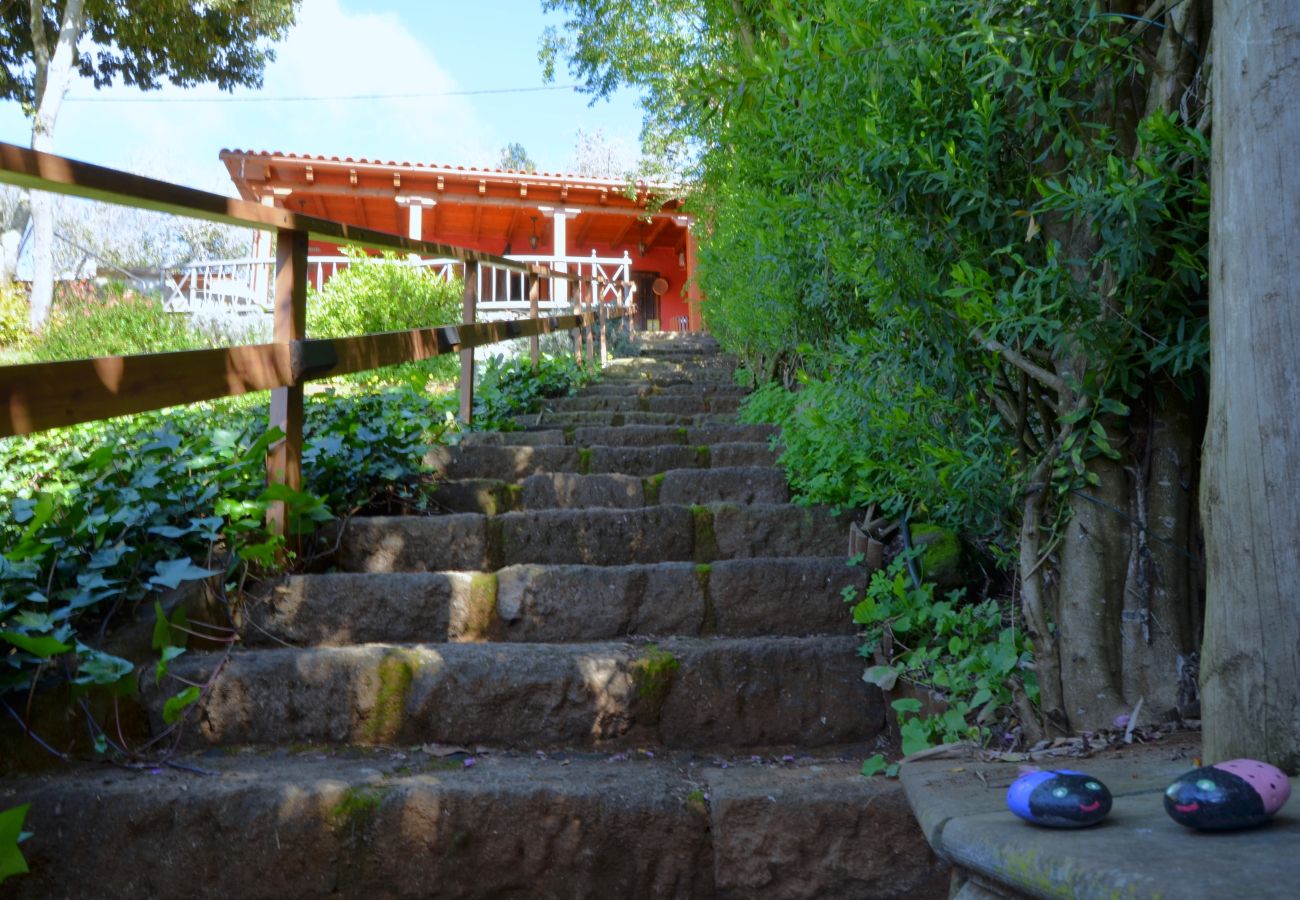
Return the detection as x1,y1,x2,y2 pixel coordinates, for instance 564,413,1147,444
0,0,645,193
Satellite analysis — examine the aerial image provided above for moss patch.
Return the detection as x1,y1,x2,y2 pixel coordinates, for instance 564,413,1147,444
684,789,709,816
461,573,499,641
643,472,666,505
631,644,681,711
694,445,712,468
496,486,522,512
691,505,719,563
578,447,594,475
328,785,389,833
363,649,421,743
911,523,964,587
674,426,690,445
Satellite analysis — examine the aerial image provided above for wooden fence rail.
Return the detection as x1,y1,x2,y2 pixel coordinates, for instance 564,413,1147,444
0,142,630,533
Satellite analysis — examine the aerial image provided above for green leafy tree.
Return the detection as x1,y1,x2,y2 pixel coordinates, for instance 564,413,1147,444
0,0,299,329
498,142,536,172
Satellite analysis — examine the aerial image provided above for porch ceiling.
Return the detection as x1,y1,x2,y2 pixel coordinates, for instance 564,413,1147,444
219,150,691,254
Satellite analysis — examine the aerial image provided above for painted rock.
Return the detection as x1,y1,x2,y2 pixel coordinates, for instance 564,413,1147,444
1164,759,1291,830
1007,770,1113,827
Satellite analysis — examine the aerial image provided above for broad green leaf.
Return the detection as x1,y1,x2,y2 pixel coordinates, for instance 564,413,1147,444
0,632,71,658
162,686,202,724
0,804,31,884
862,665,899,691
149,558,220,591
860,753,888,777
155,646,187,685
891,697,924,715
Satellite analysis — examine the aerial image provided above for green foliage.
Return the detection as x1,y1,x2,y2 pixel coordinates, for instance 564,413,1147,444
851,557,1034,754
860,754,898,779
307,249,463,385
27,282,207,361
471,352,596,430
0,283,26,348
0,378,454,702
740,342,1013,536
0,803,32,885
498,142,536,172
0,1,299,111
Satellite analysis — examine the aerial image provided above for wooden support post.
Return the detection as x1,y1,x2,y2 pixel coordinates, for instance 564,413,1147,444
459,260,479,424
584,279,596,363
572,276,584,364
528,271,540,371
598,285,608,367
266,228,308,537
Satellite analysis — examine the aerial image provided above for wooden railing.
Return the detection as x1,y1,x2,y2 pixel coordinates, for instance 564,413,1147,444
0,142,631,532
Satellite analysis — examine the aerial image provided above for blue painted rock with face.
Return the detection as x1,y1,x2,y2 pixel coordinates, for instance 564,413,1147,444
1007,770,1113,827
1164,759,1292,830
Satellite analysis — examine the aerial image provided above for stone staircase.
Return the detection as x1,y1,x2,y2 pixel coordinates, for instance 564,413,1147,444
1,333,947,898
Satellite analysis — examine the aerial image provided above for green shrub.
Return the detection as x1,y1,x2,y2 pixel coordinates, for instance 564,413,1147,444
32,281,206,360
0,282,27,348
472,353,596,430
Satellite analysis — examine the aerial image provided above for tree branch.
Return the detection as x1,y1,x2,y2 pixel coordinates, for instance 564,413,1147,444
973,329,1069,397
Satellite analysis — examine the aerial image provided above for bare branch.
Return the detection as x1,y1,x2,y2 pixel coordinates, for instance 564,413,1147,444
973,329,1069,397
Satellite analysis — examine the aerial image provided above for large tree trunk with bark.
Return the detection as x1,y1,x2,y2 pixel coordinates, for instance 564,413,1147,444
26,0,86,330
1200,0,1300,772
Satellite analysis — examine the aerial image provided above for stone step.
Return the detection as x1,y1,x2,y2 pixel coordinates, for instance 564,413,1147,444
338,504,851,572
578,382,750,397
3,753,946,899
545,394,743,415
571,423,777,448
242,557,862,647
511,410,739,428
458,423,776,449
147,636,882,750
427,467,788,513
424,442,776,480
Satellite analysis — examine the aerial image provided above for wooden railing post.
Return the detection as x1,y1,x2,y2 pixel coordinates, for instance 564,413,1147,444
459,260,479,424
528,270,540,371
585,280,597,364
267,228,308,537
572,275,584,364
598,282,608,367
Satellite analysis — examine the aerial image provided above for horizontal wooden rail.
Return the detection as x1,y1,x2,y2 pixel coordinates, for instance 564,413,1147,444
0,142,574,279
0,311,608,438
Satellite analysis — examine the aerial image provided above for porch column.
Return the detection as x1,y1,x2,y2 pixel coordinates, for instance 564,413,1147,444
395,195,437,243
540,206,581,306
253,189,292,304
680,216,702,333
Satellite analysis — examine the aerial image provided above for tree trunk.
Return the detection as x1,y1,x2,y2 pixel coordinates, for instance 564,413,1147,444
27,0,87,330
1201,0,1300,773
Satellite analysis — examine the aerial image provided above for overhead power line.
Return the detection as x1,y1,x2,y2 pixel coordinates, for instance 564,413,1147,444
64,84,582,104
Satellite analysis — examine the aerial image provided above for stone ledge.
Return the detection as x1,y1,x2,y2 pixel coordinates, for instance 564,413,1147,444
899,740,1300,899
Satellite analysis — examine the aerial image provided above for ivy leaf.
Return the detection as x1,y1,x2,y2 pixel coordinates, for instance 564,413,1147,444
148,558,220,591
891,697,923,715
71,646,136,695
0,632,72,658
155,646,187,685
861,753,888,777
862,665,900,691
151,602,190,650
162,686,202,724
0,804,31,884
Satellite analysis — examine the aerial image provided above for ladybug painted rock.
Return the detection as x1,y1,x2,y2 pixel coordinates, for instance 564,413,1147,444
1007,770,1113,828
1164,759,1291,830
